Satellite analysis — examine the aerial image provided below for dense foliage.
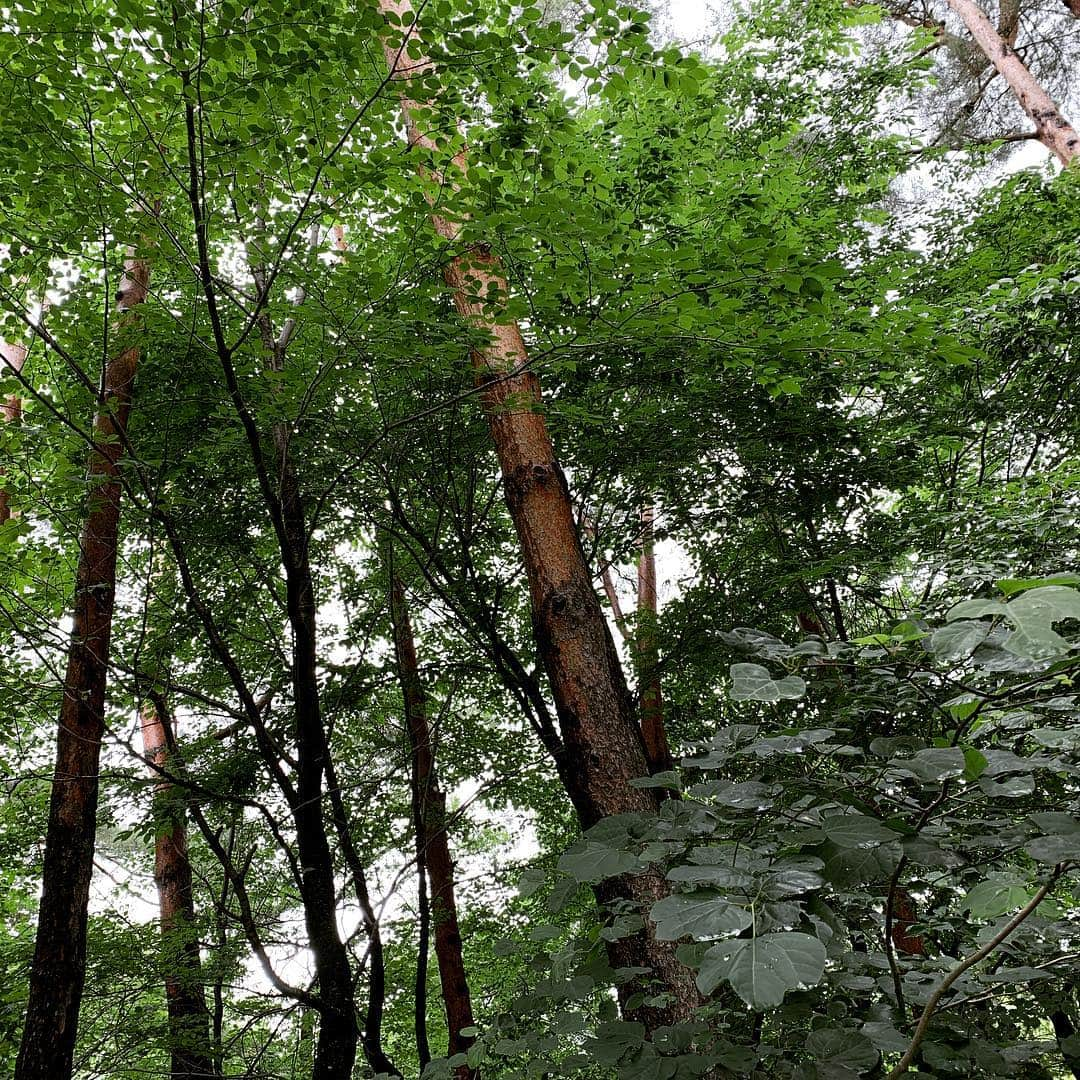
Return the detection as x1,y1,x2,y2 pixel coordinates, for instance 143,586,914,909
1,0,1079,1077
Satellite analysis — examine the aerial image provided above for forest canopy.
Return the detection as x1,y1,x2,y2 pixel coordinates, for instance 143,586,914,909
1,0,1079,1078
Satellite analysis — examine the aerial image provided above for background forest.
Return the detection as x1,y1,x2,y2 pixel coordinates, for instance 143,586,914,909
1,0,1080,1077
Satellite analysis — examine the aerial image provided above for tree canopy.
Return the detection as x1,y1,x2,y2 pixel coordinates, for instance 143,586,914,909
1,0,1079,1078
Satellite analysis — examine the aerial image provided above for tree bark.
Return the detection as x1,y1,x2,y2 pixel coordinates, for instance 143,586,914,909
636,504,675,778
274,435,359,1080
139,702,216,1079
389,572,476,1076
246,228,360,1080
0,337,26,525
945,0,1080,163
15,251,149,1080
374,1,699,1027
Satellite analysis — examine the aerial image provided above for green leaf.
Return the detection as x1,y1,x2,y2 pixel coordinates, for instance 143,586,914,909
650,892,753,940
996,574,1080,596
696,932,827,1007
729,663,806,702
927,620,989,661
890,747,966,782
557,841,642,883
947,599,1007,621
1024,834,1080,864
961,879,1031,918
822,814,898,848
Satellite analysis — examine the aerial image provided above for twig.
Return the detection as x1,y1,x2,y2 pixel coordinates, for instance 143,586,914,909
886,865,1067,1078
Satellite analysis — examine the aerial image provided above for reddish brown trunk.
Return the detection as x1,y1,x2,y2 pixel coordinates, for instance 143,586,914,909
636,505,675,778
16,253,149,1080
389,574,476,1076
0,338,27,525
375,2,698,1027
891,889,927,957
1065,0,1080,18
946,0,1080,163
139,703,215,1079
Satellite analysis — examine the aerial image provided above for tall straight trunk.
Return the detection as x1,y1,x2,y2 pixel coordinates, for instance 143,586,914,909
375,3,699,1028
414,839,433,1069
16,252,150,1080
945,0,1080,163
0,337,27,525
636,505,675,777
389,572,476,1074
273,432,359,1080
139,702,216,1079
249,234,360,1080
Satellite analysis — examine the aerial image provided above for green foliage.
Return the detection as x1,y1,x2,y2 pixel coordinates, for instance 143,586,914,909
1,0,1079,1075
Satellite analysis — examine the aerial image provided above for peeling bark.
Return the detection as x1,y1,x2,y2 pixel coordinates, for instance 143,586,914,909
16,252,149,1080
139,703,216,1079
946,0,1080,163
374,1,699,1027
636,505,676,779
0,337,26,525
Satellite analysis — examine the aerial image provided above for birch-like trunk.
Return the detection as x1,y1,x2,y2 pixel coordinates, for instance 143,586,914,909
636,504,675,778
0,337,27,525
947,0,1080,163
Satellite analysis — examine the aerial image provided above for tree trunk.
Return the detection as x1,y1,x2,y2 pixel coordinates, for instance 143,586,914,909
946,0,1080,163
374,1,699,1027
246,229,359,1080
15,252,149,1080
139,702,216,1079
276,446,359,1080
636,504,675,778
389,572,476,1075
0,337,26,525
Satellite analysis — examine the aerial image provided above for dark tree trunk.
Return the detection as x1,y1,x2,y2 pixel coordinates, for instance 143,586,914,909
139,702,216,1079
276,448,359,1080
16,253,149,1080
389,572,476,1075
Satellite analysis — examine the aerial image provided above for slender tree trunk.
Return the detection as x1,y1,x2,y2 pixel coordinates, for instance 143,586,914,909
276,444,359,1080
0,337,27,525
15,252,150,1080
139,702,216,1079
945,0,1080,163
389,572,476,1075
636,504,675,777
415,839,433,1070
248,235,360,1080
375,2,699,1027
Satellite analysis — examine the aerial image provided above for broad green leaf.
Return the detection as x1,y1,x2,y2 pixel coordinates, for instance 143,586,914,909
558,841,641,883
961,879,1030,918
927,620,989,661
650,892,753,940
822,814,898,848
696,932,827,1007
729,663,806,702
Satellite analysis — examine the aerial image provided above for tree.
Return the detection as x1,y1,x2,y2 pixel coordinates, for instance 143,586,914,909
16,247,150,1080
138,700,216,1080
